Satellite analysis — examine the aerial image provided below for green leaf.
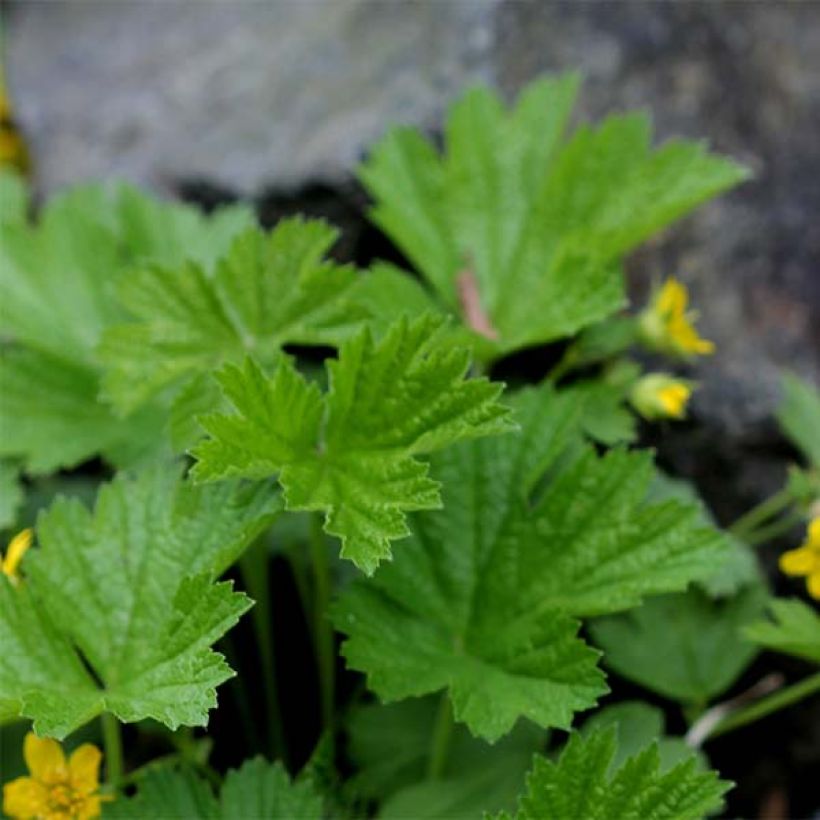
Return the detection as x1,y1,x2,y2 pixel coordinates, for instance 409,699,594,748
334,384,727,739
744,598,820,663
0,461,24,530
360,75,747,360
0,468,281,737
100,219,368,414
647,472,760,597
0,179,252,473
105,758,322,819
581,701,704,773
0,170,28,228
569,379,636,446
591,585,767,704
0,347,170,473
105,767,220,818
777,373,820,467
192,315,514,573
495,728,730,820
347,697,545,818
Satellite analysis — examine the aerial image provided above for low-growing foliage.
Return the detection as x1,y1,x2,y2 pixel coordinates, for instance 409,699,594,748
1,74,818,819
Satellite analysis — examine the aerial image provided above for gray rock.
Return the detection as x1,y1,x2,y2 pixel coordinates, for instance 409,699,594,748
5,1,819,445
4,0,497,194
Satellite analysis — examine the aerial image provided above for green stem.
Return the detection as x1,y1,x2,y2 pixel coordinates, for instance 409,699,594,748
705,672,820,741
310,514,335,732
545,350,576,385
728,487,795,538
101,712,123,786
239,543,288,765
427,694,454,779
742,510,804,547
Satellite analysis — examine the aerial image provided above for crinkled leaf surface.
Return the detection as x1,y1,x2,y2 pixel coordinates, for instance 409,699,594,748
591,585,767,704
0,468,281,737
347,697,545,819
744,598,820,664
777,373,820,467
100,219,368,414
581,701,704,773
192,315,514,573
104,758,321,819
0,179,252,473
647,472,760,597
360,74,748,359
494,728,730,820
334,385,727,739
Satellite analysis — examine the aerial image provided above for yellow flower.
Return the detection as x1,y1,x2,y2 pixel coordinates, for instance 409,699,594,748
0,79,31,176
630,373,693,421
3,733,108,820
779,517,820,600
638,277,715,358
1,528,33,584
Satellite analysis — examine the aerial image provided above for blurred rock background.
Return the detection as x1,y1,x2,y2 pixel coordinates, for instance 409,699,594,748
3,0,819,517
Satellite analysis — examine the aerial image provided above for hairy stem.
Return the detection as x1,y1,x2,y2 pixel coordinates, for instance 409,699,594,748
239,541,288,765
427,694,454,779
101,712,123,786
310,514,335,732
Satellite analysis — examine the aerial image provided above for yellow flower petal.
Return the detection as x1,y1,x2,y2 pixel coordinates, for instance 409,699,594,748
69,744,103,795
779,546,816,577
656,278,688,317
808,571,820,601
2,528,33,579
76,794,105,820
24,732,67,784
806,517,820,550
658,384,691,419
3,776,50,819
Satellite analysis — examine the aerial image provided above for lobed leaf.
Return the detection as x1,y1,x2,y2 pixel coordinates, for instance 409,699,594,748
104,758,321,819
100,219,367,414
360,74,748,360
192,315,514,573
0,179,252,473
335,385,728,739
0,468,281,737
494,728,730,820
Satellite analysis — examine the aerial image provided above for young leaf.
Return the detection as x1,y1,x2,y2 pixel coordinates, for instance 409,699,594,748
104,758,322,819
0,468,281,738
590,585,767,704
0,180,252,473
347,697,545,818
360,75,748,360
334,385,728,740
777,373,820,467
100,220,368,414
192,315,515,573
744,598,820,663
494,728,730,820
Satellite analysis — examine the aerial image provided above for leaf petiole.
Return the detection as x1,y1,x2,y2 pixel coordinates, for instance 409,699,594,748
101,711,124,786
